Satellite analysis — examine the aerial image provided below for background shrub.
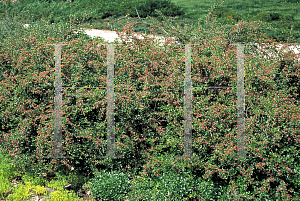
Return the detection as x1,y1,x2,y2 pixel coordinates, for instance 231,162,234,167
128,0,187,20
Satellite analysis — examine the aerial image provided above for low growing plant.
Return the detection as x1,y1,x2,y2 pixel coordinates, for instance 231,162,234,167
46,178,69,191
48,189,82,201
0,176,13,200
44,173,70,191
21,173,47,187
6,183,34,201
0,152,24,199
0,152,23,180
32,185,48,196
128,171,197,201
90,169,132,201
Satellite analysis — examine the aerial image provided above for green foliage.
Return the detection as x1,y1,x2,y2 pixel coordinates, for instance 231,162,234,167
254,11,282,22
247,11,300,43
6,183,34,201
64,135,104,178
56,170,93,196
129,0,187,20
273,56,299,95
196,179,215,200
266,26,300,43
212,8,243,23
0,176,13,200
48,189,82,201
46,176,69,191
0,152,22,199
20,171,51,187
0,0,300,200
0,153,21,180
32,185,48,196
42,0,72,3
128,171,197,200
90,169,132,201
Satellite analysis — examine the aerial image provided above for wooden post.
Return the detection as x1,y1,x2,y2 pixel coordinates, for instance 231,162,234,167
106,44,116,158
236,44,246,159
184,44,192,159
53,43,65,159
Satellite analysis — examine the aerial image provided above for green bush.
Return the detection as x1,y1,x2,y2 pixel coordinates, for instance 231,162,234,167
1,10,299,199
90,169,132,201
128,171,198,201
196,179,215,200
129,0,187,20
254,11,282,22
265,26,300,43
212,8,243,22
247,11,300,43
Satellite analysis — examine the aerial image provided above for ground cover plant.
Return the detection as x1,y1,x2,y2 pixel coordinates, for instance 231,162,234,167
0,0,300,200
0,150,90,200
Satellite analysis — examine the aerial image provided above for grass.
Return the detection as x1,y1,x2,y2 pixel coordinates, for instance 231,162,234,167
0,0,299,200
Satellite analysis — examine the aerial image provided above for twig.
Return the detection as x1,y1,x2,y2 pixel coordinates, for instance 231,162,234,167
135,8,140,19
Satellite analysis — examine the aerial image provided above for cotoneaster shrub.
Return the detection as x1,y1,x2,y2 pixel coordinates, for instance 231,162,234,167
0,10,299,200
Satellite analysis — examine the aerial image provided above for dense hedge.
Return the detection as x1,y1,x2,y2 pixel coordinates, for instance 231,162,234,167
0,18,299,199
